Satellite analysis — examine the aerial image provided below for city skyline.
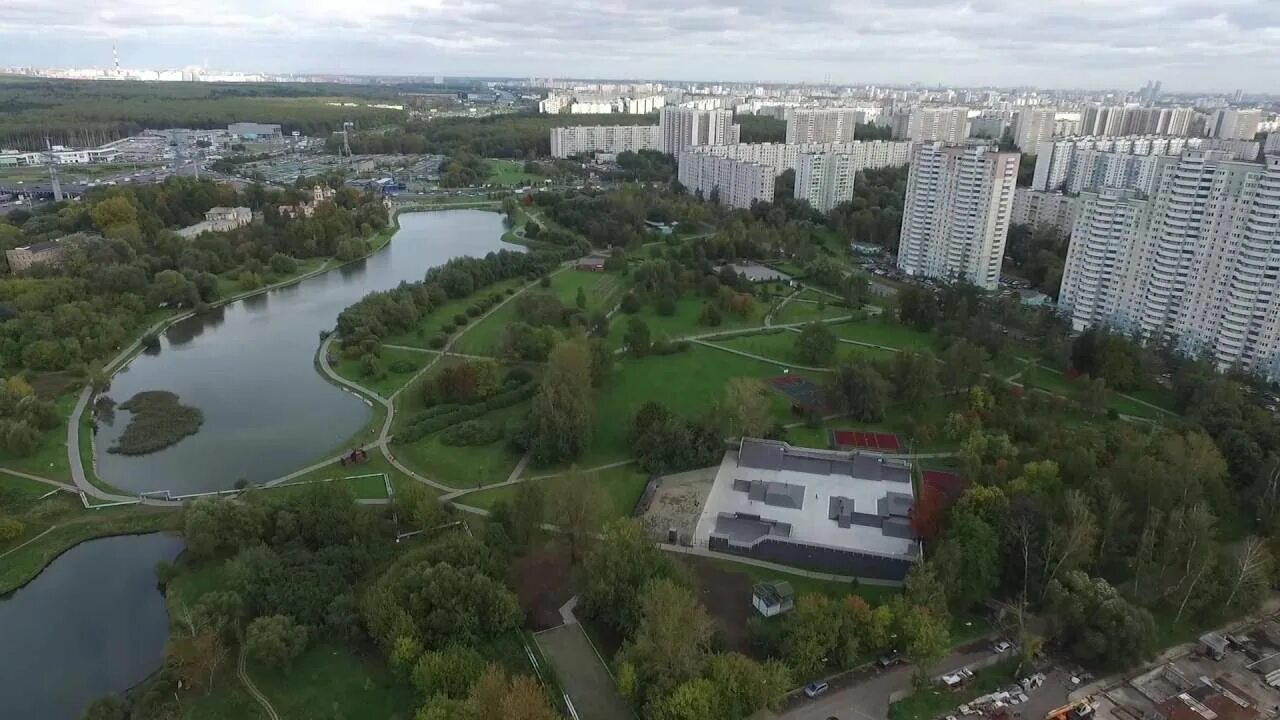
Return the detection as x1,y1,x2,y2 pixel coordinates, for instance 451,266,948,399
1,0,1279,92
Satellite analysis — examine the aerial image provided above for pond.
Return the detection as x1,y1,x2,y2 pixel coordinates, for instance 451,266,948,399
94,210,518,494
0,533,185,720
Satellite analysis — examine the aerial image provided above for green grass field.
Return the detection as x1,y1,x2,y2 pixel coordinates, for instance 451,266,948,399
572,346,804,467
697,556,897,604
458,462,649,519
391,402,529,489
0,392,77,483
486,158,543,187
828,319,936,351
457,271,627,356
332,346,434,398
774,294,851,325
249,641,419,720
706,331,802,364
607,297,763,349
261,473,391,501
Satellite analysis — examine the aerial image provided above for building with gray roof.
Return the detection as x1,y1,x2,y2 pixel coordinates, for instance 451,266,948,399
693,438,920,581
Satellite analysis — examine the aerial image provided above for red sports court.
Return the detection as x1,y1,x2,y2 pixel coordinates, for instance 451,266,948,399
830,429,901,452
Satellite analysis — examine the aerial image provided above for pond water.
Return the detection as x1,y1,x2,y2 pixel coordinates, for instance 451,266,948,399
0,533,185,720
94,209,517,494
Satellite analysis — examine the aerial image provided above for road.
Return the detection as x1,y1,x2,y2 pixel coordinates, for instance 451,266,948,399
774,646,996,720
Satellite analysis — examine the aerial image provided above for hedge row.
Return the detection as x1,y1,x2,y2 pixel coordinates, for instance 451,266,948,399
394,382,536,444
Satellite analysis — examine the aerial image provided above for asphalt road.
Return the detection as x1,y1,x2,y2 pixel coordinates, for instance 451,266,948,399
774,646,997,720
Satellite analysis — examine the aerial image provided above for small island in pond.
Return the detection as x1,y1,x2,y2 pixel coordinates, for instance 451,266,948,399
107,390,204,455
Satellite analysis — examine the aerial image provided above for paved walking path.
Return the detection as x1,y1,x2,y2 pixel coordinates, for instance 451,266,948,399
0,525,58,561
0,467,77,493
238,644,280,720
692,338,833,372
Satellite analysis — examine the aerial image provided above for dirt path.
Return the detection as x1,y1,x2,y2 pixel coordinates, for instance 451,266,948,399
238,644,280,720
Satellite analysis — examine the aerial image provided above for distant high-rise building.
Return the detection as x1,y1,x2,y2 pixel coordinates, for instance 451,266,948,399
1012,108,1056,155
1059,152,1280,375
785,108,859,144
892,106,969,143
682,140,912,176
1207,108,1262,140
1031,135,1202,194
968,113,1009,141
896,143,1021,290
659,106,739,155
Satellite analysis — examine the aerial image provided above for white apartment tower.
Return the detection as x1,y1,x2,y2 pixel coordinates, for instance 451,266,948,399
786,108,859,144
795,153,857,213
677,152,776,210
549,125,660,158
893,107,969,143
896,143,1021,290
1208,109,1262,141
1059,151,1280,375
659,106,739,155
1012,108,1056,155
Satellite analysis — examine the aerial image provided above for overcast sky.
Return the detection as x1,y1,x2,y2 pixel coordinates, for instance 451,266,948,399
1,0,1278,92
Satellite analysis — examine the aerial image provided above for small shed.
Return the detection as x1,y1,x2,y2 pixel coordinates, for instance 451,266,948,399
752,581,795,617
1200,631,1229,660
576,255,608,272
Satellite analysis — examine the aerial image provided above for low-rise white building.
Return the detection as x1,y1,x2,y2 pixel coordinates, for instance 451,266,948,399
177,206,252,239
548,125,661,158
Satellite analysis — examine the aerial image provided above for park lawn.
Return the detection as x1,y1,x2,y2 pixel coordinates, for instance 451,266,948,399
775,299,850,325
607,297,763,348
383,277,530,349
828,318,936,351
0,392,77,483
0,471,61,511
1107,392,1171,421
332,346,433,398
549,269,626,313
453,290,527,356
1022,364,1077,395
270,452,427,500
459,463,649,519
391,402,529,489
261,473,391,502
783,396,959,453
1127,386,1179,413
182,672,268,720
249,640,418,720
486,158,543,187
889,659,1018,720
707,331,804,365
573,346,803,468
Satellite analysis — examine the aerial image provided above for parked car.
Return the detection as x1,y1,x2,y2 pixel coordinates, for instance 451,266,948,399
804,681,830,698
992,640,1013,654
877,650,904,669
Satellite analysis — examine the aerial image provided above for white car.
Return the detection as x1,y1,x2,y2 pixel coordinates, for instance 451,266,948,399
992,641,1013,654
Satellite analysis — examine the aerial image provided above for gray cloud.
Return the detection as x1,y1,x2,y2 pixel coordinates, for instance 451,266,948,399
0,0,1276,91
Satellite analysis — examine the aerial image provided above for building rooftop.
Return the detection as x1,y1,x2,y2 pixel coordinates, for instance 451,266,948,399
694,438,917,558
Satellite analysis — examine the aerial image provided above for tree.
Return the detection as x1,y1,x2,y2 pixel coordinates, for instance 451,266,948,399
167,606,230,694
526,340,595,464
891,350,940,406
897,286,938,330
245,614,309,672
625,317,652,356
826,358,890,421
648,679,717,720
704,652,791,718
546,472,608,561
932,509,1000,611
940,339,990,391
903,562,950,624
721,377,772,439
1044,570,1155,669
795,322,837,365
412,645,486,700
1222,536,1273,611
494,482,544,550
580,520,675,634
576,286,587,310
619,579,715,706
897,602,950,686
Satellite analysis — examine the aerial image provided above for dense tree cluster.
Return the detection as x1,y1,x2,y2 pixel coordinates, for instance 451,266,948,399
331,112,656,158
611,150,678,182
1004,223,1069,297
825,166,908,248
0,178,387,377
630,401,725,475
437,153,488,188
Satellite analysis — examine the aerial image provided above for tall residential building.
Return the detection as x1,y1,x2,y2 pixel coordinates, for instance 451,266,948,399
795,153,857,213
1081,105,1133,137
892,106,969,143
549,125,660,158
682,140,912,176
785,108,859,144
1058,188,1155,331
896,143,1021,290
1059,151,1280,375
1012,188,1081,234
1031,135,1203,193
659,106,739,155
1266,132,1280,157
1208,109,1262,140
677,152,776,210
1126,106,1194,136
969,113,1009,141
1012,108,1056,155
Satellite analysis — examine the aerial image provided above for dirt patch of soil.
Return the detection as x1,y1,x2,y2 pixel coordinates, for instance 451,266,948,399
681,554,760,657
509,538,575,631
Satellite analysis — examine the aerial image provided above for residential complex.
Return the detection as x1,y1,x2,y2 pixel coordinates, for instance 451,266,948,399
677,152,776,209
1058,151,1280,375
548,125,660,157
681,140,912,176
785,108,859,144
1012,107,1056,155
693,438,919,581
891,106,969,143
1032,135,1203,193
658,106,739,155
896,142,1020,290
1208,108,1262,140
1012,188,1082,234
795,153,858,212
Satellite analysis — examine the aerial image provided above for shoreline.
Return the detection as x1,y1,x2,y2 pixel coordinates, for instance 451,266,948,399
0,519,180,598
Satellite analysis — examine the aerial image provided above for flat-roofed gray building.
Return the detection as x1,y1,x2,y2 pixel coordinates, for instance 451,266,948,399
693,438,920,582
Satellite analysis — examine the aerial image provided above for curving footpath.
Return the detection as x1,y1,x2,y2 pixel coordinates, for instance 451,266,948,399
238,644,280,720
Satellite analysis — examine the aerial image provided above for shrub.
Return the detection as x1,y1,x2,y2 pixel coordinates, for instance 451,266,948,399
0,516,24,542
466,305,482,317
440,421,503,446
539,275,552,288
453,313,468,326
506,288,516,296
389,359,416,374
441,322,456,334
504,367,534,386
429,334,447,349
